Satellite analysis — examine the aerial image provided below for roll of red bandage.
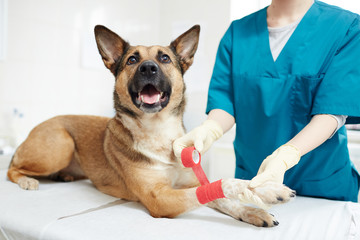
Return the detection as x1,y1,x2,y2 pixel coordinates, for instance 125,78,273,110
181,147,225,204
181,146,210,186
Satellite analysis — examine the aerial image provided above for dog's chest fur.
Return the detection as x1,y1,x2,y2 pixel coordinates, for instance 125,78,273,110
120,114,185,167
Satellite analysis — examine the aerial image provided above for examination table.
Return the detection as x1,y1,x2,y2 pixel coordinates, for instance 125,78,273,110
0,170,359,240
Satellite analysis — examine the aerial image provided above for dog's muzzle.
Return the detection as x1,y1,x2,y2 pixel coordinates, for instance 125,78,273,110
129,60,171,113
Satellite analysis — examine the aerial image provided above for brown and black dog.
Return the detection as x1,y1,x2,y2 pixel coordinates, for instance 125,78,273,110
7,25,294,227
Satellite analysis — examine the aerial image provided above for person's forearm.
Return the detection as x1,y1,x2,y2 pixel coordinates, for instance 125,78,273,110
250,114,338,188
208,109,235,133
287,114,338,156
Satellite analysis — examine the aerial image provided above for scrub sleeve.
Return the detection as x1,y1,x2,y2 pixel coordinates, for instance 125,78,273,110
311,16,360,123
206,23,235,118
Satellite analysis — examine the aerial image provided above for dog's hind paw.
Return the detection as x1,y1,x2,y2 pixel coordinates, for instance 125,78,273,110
18,176,39,190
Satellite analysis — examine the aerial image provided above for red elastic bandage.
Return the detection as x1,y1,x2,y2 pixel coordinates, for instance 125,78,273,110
181,147,226,204
181,146,209,185
196,180,225,204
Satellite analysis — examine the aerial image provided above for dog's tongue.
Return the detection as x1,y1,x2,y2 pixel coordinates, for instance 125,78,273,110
140,85,160,104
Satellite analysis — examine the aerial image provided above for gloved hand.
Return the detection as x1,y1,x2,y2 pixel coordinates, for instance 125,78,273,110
173,119,223,158
249,144,301,188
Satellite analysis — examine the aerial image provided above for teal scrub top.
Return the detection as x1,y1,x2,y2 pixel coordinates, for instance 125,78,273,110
206,1,360,202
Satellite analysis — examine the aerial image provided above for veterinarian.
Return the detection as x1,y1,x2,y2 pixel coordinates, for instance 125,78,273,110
174,0,360,202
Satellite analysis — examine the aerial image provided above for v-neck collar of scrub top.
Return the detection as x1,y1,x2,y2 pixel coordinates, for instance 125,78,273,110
256,2,319,78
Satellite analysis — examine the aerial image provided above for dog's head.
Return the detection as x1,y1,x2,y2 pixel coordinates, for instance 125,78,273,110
94,25,200,116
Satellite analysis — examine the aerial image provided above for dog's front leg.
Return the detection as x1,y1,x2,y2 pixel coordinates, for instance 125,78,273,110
137,182,201,218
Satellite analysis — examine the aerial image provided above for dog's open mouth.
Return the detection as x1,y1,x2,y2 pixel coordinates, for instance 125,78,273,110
131,84,170,113
136,85,167,105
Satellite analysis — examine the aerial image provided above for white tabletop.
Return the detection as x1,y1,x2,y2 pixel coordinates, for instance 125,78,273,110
0,170,359,240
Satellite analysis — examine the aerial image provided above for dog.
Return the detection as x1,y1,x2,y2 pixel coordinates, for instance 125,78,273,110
7,25,294,227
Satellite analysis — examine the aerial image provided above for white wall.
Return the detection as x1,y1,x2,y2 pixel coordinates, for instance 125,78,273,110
230,0,360,22
0,0,230,147
230,0,270,20
0,0,7,61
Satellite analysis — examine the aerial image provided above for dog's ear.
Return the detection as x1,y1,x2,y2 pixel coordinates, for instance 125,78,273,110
170,25,200,73
94,25,129,75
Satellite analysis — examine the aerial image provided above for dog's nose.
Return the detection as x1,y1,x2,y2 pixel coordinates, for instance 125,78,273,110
139,61,159,77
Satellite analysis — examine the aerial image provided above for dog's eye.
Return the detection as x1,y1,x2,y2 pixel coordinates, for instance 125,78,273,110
160,54,171,63
127,56,138,65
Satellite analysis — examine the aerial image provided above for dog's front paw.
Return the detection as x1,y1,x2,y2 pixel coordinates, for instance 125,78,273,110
239,206,279,227
250,181,295,205
221,178,295,209
210,198,279,227
222,179,267,208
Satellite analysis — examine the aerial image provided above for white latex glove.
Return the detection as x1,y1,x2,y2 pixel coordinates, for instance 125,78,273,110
173,119,223,158
249,144,301,188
